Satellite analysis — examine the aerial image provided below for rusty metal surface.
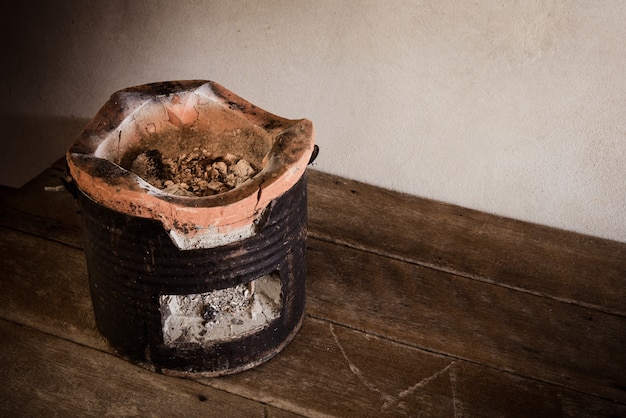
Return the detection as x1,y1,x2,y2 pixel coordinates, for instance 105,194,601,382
76,174,308,376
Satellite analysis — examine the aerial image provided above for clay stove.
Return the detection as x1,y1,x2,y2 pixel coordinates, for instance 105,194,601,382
66,80,316,376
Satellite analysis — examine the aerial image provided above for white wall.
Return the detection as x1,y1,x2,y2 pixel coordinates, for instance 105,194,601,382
2,0,625,242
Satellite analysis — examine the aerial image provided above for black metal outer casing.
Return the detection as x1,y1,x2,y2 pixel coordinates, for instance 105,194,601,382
76,174,308,376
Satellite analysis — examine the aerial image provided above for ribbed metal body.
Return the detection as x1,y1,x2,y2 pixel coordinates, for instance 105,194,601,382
76,175,308,376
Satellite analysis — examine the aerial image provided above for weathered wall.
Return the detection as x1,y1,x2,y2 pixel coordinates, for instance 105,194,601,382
1,0,624,241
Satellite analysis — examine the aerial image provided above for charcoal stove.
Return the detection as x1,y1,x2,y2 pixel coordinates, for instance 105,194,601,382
66,80,316,376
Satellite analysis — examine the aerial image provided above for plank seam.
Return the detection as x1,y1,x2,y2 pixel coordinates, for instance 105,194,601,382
307,232,626,318
307,314,626,407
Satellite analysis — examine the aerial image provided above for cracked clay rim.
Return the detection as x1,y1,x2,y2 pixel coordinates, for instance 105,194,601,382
66,80,315,249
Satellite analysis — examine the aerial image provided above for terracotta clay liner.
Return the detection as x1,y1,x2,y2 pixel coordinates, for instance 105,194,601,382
66,80,315,249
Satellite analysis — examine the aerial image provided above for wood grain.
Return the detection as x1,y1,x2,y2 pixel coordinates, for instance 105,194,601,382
307,170,626,316
0,319,283,418
6,161,626,316
306,239,626,403
0,159,83,249
1,159,625,416
203,317,626,417
4,164,624,316
0,226,103,349
1,224,624,416
3,220,623,403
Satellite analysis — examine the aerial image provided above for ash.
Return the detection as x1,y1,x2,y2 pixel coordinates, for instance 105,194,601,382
160,274,282,345
130,148,258,196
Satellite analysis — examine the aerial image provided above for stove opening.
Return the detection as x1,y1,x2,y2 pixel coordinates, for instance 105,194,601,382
160,271,282,346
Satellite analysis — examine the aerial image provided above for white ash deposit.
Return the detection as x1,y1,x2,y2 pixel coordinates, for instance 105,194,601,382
160,274,282,345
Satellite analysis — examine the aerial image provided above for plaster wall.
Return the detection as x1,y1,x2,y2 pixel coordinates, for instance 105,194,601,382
1,0,625,242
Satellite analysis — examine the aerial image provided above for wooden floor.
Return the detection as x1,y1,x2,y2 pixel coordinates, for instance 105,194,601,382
1,159,624,417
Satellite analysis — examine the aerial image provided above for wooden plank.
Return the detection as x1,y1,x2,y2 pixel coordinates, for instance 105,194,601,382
0,226,102,350
3,162,625,317
306,238,626,404
203,317,625,417
0,319,286,418
1,226,624,415
2,161,625,413
0,310,605,418
0,159,83,249
307,170,626,316
2,299,622,417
